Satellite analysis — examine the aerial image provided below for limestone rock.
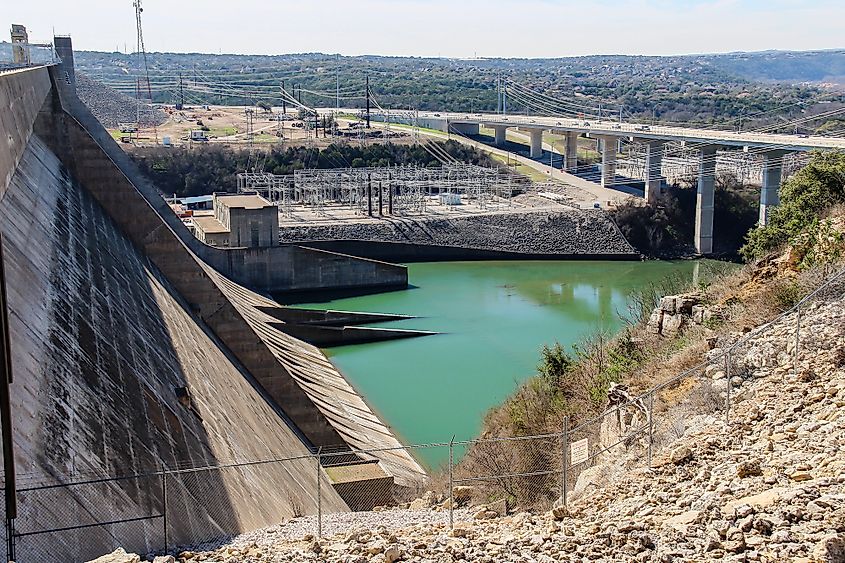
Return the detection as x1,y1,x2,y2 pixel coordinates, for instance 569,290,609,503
85,549,141,563
453,485,475,505
384,545,403,563
813,534,845,562
661,313,686,336
669,445,693,465
737,460,763,478
663,510,701,533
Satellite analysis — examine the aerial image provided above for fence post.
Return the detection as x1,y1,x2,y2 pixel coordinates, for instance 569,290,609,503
725,351,732,425
793,305,801,379
6,515,14,562
448,436,454,531
316,448,322,539
562,416,569,509
161,472,168,554
647,392,654,468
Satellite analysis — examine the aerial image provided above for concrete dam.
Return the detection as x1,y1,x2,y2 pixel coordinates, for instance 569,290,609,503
0,47,425,561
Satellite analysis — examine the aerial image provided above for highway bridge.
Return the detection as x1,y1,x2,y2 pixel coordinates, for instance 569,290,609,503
351,109,845,254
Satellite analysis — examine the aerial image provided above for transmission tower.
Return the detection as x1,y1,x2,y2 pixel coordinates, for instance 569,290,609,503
244,108,255,168
133,1,155,140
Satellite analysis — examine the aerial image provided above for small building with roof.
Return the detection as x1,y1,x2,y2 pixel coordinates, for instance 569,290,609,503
191,192,278,248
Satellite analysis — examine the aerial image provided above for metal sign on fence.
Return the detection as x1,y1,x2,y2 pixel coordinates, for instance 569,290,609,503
570,438,588,466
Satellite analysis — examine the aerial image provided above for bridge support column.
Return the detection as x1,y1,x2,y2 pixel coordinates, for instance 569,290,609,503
760,150,787,226
564,132,578,172
529,129,544,159
695,145,718,255
644,140,664,205
600,135,618,188
492,125,507,147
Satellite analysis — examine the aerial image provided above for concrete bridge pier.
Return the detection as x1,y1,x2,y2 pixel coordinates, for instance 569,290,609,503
695,145,718,254
528,129,544,158
564,132,578,171
491,125,508,146
644,140,664,205
760,150,787,226
600,135,618,188
449,122,479,136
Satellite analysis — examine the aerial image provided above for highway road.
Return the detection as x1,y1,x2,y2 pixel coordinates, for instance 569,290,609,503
423,111,845,151
323,107,845,152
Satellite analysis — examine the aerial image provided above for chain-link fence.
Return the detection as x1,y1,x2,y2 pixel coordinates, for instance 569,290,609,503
3,266,843,562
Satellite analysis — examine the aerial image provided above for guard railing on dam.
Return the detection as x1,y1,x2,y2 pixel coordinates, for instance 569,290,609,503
2,265,843,562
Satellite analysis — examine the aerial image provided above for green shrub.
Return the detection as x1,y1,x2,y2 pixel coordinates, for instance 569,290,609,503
771,280,803,311
741,151,845,260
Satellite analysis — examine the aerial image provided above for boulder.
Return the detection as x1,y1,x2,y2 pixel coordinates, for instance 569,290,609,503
551,498,569,520
663,510,701,533
722,487,786,515
660,296,677,314
85,549,141,563
453,485,475,505
570,463,619,502
661,313,686,336
813,534,845,562
384,545,403,563
669,445,693,465
647,308,664,334
737,460,763,478
486,497,507,517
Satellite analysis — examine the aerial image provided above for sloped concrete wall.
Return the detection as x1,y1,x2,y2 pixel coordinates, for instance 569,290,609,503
34,74,350,451
0,66,51,196
1,136,347,561
0,67,425,561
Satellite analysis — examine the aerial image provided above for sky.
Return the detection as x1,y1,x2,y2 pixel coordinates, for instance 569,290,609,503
2,0,844,58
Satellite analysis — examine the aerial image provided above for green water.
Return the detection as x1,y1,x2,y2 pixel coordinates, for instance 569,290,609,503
293,260,725,466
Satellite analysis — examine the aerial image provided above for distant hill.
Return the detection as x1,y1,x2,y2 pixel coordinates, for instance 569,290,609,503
4,43,844,127
707,50,845,83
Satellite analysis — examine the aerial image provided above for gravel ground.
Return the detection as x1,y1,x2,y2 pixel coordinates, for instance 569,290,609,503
76,73,166,129
280,209,636,256
188,508,472,553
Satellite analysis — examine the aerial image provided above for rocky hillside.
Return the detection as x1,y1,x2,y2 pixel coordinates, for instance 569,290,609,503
76,73,166,129
279,208,637,257
93,267,845,562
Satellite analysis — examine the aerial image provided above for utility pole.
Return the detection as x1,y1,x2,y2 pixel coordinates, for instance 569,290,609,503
365,75,371,129
336,53,340,113
281,80,287,116
177,72,184,110
496,73,500,114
